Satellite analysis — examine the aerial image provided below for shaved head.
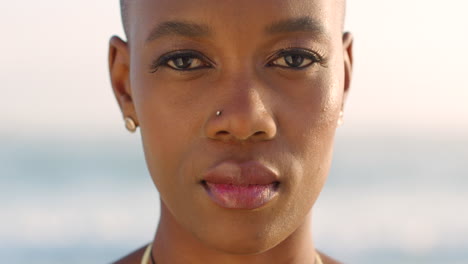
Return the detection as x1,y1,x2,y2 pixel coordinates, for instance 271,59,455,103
119,0,346,38
109,0,353,260
120,0,129,37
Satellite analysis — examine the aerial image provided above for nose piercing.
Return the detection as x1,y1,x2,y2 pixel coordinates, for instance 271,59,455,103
216,110,222,116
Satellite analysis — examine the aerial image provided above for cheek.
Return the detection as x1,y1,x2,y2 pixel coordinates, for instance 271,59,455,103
275,66,343,139
276,68,342,208
293,70,342,165
130,72,218,209
130,72,197,188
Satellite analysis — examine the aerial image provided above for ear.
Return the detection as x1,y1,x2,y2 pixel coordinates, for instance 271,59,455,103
337,32,353,126
342,32,354,110
108,36,139,127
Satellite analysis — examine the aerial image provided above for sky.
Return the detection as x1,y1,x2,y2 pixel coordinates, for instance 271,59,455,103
1,0,467,138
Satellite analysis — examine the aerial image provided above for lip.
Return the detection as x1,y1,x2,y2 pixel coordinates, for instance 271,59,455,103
201,161,280,209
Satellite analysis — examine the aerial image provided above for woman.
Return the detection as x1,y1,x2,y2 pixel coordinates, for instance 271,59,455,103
108,0,353,263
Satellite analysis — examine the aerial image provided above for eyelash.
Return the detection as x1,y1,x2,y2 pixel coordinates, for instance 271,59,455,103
266,48,324,70
149,50,212,73
149,48,324,73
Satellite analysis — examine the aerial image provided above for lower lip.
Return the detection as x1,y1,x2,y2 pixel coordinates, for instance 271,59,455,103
203,182,279,209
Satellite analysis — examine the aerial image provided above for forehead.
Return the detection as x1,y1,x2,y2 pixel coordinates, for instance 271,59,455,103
126,0,344,42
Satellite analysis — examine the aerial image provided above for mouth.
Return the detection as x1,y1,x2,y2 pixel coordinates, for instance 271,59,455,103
201,160,280,210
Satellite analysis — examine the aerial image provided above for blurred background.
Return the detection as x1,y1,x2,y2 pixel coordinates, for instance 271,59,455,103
1,0,467,263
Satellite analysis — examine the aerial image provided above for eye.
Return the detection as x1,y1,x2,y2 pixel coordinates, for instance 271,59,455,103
166,55,204,70
150,50,212,72
268,49,322,69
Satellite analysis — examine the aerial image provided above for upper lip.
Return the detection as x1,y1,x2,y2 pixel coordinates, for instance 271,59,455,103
202,160,279,186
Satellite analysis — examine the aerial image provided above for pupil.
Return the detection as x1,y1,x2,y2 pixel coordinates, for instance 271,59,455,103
175,57,193,68
285,55,304,67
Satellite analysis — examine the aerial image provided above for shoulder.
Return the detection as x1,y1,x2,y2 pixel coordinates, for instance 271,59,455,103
111,243,149,264
318,250,343,264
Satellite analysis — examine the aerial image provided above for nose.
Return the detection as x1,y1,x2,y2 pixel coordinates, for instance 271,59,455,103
204,79,277,143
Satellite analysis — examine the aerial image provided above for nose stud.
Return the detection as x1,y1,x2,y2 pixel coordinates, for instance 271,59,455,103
216,110,222,116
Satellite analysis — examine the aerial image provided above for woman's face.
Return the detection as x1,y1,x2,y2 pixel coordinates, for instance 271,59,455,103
111,0,352,254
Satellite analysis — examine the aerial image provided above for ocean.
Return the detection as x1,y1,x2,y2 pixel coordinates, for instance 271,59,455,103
1,129,467,264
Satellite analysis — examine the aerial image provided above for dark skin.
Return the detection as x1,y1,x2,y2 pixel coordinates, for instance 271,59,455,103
109,0,352,263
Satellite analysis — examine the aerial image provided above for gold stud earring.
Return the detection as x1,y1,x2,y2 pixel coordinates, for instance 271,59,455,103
337,111,344,126
124,117,137,133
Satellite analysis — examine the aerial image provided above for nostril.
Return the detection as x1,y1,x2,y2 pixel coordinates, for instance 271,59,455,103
253,131,264,136
216,131,229,136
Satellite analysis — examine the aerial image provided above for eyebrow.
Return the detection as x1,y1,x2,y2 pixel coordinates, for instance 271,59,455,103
265,16,328,37
146,21,212,42
145,16,327,43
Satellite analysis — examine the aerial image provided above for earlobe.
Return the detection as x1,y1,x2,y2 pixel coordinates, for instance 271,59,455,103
108,35,139,128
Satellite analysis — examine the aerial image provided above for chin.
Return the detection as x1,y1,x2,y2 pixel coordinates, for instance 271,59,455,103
186,203,292,255
198,224,280,255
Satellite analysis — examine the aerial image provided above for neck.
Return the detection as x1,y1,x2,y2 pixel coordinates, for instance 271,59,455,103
152,201,318,264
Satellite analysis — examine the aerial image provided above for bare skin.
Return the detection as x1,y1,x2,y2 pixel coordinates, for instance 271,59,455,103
113,244,341,264
109,0,352,263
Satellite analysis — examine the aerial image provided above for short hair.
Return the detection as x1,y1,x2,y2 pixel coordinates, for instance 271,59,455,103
119,0,346,38
120,0,129,37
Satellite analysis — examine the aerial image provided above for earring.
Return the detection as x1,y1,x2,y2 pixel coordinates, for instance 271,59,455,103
124,117,137,133
216,110,222,116
337,111,344,126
